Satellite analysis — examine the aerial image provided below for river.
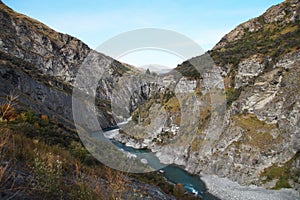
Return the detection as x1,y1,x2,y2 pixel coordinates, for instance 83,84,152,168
97,125,219,200
111,139,219,200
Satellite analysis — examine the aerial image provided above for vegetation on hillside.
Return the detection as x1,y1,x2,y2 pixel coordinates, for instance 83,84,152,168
132,88,177,125
174,61,201,80
211,22,300,68
0,93,201,199
173,3,299,90
232,113,281,150
260,151,300,190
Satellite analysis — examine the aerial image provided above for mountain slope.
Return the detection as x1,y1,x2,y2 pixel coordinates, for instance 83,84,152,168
174,0,300,191
0,1,141,129
121,0,300,196
211,0,300,89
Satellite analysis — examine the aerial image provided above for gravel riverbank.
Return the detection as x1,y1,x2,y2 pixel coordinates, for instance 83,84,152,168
201,174,300,200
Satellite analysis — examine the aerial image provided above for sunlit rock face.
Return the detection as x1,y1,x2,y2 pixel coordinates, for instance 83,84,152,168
117,0,300,192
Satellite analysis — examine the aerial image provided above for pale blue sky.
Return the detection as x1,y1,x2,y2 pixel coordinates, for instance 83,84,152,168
3,0,283,68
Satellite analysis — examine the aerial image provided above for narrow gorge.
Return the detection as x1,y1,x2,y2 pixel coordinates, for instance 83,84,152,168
0,0,299,199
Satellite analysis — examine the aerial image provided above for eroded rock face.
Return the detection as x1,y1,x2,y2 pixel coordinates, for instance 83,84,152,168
264,0,300,24
188,51,299,190
234,55,265,89
119,0,300,192
0,64,75,127
0,8,90,84
0,3,155,129
150,53,299,190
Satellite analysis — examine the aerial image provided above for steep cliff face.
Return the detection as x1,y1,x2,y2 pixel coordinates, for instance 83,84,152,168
186,0,299,190
187,0,300,190
123,0,300,192
0,2,153,129
186,55,300,188
0,3,90,83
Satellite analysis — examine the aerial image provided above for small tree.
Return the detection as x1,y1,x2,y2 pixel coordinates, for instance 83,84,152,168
151,71,157,76
173,183,185,197
0,93,18,122
145,68,151,75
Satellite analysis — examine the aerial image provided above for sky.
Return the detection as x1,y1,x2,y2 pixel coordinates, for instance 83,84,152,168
3,0,283,69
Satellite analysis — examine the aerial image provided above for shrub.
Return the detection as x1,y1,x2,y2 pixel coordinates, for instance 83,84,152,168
0,93,18,122
18,110,38,124
69,141,90,163
225,87,242,106
33,150,63,195
173,183,185,197
40,115,49,126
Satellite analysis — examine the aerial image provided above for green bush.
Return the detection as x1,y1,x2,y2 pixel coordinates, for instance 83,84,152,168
33,150,63,195
225,87,242,106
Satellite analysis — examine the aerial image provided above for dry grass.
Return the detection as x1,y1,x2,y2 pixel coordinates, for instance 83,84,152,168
105,166,129,199
0,124,136,199
233,113,281,150
0,128,11,183
0,127,24,199
0,92,192,199
0,96,137,200
0,91,129,198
